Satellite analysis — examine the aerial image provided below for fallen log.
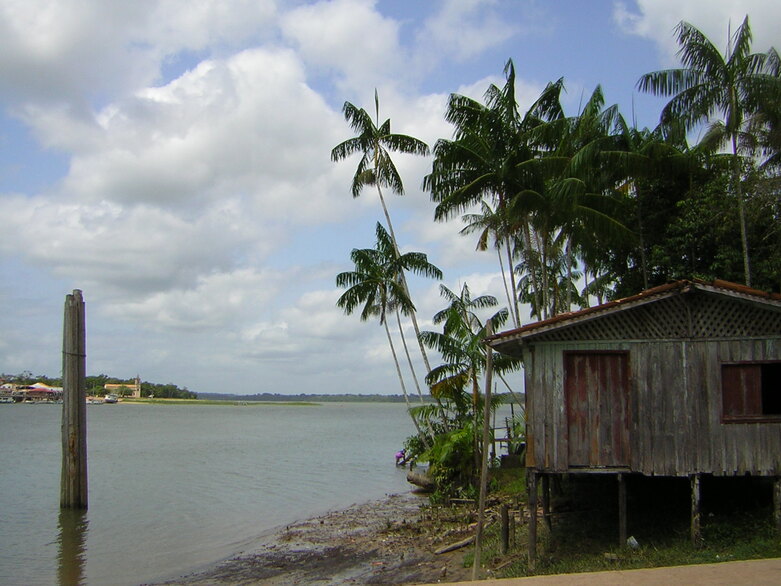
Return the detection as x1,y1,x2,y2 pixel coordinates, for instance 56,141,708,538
406,470,434,491
434,535,475,555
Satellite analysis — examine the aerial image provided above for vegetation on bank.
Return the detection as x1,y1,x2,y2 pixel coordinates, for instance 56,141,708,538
197,392,433,403
1,372,196,399
393,469,781,579
122,397,318,406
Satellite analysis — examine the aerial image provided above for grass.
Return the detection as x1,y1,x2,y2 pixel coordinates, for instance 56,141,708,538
478,471,781,579
120,397,319,406
400,468,781,579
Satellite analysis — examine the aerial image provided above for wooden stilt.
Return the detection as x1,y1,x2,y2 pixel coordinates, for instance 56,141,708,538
528,470,538,564
61,290,88,509
618,473,627,547
773,477,781,533
542,474,551,531
691,474,702,547
500,504,509,555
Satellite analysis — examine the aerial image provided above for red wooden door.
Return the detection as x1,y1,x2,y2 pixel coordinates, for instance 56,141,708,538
565,352,630,467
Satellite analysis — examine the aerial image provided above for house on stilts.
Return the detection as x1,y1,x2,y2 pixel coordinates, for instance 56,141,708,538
487,279,781,558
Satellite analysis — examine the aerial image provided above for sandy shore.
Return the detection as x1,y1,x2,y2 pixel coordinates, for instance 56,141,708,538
150,491,473,585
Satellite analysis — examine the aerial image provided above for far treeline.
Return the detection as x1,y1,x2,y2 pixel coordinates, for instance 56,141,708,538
201,392,408,403
0,372,197,400
198,392,521,403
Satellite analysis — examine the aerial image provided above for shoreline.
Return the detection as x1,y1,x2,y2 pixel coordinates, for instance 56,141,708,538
150,491,473,585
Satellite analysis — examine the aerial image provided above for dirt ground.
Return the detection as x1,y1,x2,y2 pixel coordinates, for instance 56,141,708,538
153,492,474,585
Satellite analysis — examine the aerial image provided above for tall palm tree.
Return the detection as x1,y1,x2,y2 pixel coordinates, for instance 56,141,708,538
369,220,443,405
637,16,781,286
518,85,631,317
425,60,564,326
331,90,435,372
336,223,441,439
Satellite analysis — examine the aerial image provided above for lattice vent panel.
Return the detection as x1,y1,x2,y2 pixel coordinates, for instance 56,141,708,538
692,296,781,337
529,294,781,342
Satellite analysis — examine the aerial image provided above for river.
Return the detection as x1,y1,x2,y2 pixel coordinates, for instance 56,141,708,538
0,401,415,585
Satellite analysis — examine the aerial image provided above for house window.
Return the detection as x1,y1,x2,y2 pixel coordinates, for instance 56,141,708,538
721,362,781,422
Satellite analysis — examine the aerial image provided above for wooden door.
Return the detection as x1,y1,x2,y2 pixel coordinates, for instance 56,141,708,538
565,352,630,467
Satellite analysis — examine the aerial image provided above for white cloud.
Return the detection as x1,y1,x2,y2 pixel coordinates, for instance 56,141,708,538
614,0,781,64
112,268,283,331
0,0,278,107
281,0,405,95
419,0,517,62
45,48,348,222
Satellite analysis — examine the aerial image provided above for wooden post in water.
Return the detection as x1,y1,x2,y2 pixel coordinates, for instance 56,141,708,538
61,290,87,509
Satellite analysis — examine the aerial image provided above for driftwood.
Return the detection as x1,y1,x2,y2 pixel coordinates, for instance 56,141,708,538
434,535,475,555
434,519,495,555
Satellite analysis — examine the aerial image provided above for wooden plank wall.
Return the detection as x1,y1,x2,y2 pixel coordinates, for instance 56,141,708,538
526,338,781,476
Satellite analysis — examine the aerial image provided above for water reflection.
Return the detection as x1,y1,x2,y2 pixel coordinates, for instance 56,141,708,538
57,509,89,585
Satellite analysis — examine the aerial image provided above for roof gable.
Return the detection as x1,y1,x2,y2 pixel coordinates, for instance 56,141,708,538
489,280,781,354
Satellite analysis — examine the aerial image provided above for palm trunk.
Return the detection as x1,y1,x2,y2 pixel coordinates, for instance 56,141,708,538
375,183,434,371
633,184,650,290
382,318,427,444
374,180,447,425
394,307,425,403
521,222,542,320
582,264,591,308
731,136,751,287
395,307,436,444
471,371,481,481
565,235,573,313
504,238,521,328
496,243,517,328
537,229,550,320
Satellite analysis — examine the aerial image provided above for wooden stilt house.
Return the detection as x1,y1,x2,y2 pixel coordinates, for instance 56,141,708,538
487,279,781,557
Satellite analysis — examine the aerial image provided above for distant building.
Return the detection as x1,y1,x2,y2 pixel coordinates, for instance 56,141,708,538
104,376,141,398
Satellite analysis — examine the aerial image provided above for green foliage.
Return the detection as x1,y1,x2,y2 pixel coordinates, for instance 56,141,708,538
140,381,197,399
418,423,477,500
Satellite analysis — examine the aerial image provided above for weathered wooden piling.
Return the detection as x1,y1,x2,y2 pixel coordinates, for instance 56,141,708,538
472,321,494,581
61,289,87,509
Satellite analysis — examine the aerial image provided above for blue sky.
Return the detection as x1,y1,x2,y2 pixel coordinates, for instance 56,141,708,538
1,0,779,395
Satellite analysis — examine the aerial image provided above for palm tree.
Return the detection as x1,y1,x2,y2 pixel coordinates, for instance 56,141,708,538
637,16,781,286
515,85,632,317
369,220,443,406
336,223,441,440
331,90,435,372
425,60,564,326
420,283,519,479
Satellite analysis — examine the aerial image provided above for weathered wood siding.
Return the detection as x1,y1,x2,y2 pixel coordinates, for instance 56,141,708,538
525,337,781,476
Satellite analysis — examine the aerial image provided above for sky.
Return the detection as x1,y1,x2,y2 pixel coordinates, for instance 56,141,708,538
1,0,779,396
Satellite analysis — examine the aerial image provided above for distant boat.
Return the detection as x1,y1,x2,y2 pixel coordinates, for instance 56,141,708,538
0,396,14,404
104,394,119,404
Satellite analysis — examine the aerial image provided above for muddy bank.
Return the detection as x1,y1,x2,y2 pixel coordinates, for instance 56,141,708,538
152,492,473,585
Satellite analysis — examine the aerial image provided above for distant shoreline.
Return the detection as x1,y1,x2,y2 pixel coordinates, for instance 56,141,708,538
121,397,320,406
